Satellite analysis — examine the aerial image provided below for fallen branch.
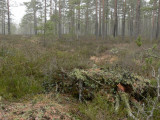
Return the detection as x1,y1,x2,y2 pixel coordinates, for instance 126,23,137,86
120,92,138,120
115,95,120,112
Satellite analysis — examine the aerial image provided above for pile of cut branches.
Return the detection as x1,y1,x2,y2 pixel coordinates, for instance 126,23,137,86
69,67,155,99
68,67,156,119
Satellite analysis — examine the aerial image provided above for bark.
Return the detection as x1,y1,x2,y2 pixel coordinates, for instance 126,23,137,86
122,0,126,38
158,68,160,100
85,1,89,35
99,0,102,37
111,11,113,35
55,0,57,35
105,0,109,37
50,0,53,19
120,93,138,120
102,0,105,39
79,79,83,102
151,0,156,41
115,95,120,112
113,0,118,37
69,2,75,38
44,0,47,46
1,12,4,34
71,5,75,38
130,4,134,37
1,7,5,35
33,10,37,35
128,8,131,36
157,76,160,101
33,0,37,35
95,0,98,39
135,0,141,38
44,0,47,24
77,0,81,39
7,0,10,35
156,0,160,39
59,0,62,38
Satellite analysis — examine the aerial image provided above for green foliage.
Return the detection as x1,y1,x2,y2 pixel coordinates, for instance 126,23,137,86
37,21,55,36
145,57,153,64
69,69,87,80
0,76,41,100
152,102,160,120
0,51,43,100
110,48,119,54
55,50,91,70
45,21,54,34
79,94,125,120
152,44,157,50
135,36,142,47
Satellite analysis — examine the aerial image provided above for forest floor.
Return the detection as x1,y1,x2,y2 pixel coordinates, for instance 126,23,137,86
0,35,159,120
0,94,78,120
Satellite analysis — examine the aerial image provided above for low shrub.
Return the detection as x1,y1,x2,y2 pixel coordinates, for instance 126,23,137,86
79,94,126,120
0,75,41,100
0,51,44,100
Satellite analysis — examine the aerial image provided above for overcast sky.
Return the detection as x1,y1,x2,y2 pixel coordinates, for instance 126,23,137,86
11,0,150,25
11,0,30,24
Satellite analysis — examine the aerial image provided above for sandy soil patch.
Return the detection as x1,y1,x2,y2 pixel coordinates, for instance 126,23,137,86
90,54,118,64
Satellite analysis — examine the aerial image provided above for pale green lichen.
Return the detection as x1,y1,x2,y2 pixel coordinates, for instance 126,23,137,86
69,68,151,94
69,69,87,81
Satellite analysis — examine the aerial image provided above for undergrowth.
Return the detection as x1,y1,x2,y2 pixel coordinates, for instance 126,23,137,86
0,37,107,100
0,50,43,100
78,94,128,120
0,36,160,120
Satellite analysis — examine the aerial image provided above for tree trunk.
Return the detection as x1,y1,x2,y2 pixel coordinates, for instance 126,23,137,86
69,3,75,38
95,0,98,39
85,1,89,35
33,0,37,35
44,0,47,24
102,0,105,39
1,12,4,34
156,0,160,39
135,0,141,38
7,0,10,35
4,12,5,35
99,0,101,37
129,2,134,37
122,0,126,38
113,0,118,37
33,9,37,35
105,0,109,37
50,0,53,19
151,0,156,41
77,0,81,39
55,0,57,35
59,0,62,38
44,0,47,46
111,11,113,35
1,6,5,35
71,5,75,38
